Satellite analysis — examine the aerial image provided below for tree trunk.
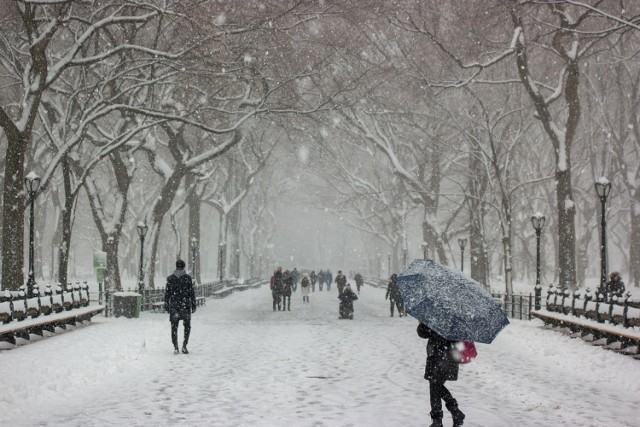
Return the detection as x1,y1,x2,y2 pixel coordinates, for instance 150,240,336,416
1,136,26,290
187,180,202,284
630,189,640,287
556,169,577,289
57,157,74,287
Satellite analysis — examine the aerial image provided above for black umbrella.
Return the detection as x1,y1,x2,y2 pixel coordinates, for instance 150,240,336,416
397,259,509,344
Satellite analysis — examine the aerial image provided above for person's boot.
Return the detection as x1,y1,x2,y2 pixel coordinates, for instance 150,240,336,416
429,410,443,427
446,402,465,426
182,345,189,354
173,346,179,355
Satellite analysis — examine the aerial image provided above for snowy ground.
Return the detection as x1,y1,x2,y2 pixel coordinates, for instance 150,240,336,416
1,283,639,427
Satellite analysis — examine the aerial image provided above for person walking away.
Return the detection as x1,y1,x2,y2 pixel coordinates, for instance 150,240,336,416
354,272,364,294
385,274,405,317
272,267,284,311
335,270,347,295
310,270,317,292
283,270,293,311
300,273,311,303
164,259,196,355
605,271,625,302
326,270,333,291
316,270,324,293
291,267,300,292
338,283,358,319
417,323,465,427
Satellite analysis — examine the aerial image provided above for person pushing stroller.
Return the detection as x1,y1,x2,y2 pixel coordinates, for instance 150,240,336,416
338,283,358,319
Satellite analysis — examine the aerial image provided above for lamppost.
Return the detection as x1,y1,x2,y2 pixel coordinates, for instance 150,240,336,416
136,221,148,294
421,242,428,260
595,178,612,293
402,248,407,268
235,248,241,278
531,213,545,310
25,172,41,298
387,252,392,276
190,237,198,279
457,238,467,272
218,243,225,281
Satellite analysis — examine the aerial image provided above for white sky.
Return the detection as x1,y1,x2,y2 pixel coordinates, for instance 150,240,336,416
1,282,638,426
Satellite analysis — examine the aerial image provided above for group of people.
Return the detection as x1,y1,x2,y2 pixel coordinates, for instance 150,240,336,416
269,267,300,311
307,269,333,292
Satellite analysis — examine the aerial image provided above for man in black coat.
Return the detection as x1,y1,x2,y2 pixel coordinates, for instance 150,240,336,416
164,259,196,355
335,270,347,295
417,323,465,427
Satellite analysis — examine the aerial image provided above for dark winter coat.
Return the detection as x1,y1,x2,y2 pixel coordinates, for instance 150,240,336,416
605,279,625,299
273,271,284,295
316,271,324,285
354,273,363,287
386,278,402,302
417,323,459,383
335,273,347,288
164,269,196,321
283,276,293,297
310,271,317,284
338,287,358,317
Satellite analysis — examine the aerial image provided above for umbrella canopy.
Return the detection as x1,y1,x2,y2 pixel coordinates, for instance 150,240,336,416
397,259,509,344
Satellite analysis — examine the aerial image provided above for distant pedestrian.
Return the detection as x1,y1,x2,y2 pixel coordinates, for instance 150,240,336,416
335,270,347,295
272,267,284,311
417,323,465,427
310,270,318,292
164,259,196,355
354,272,364,294
300,273,311,303
316,270,324,292
604,271,626,301
283,270,293,311
385,274,405,317
338,283,358,319
291,268,300,292
326,270,333,291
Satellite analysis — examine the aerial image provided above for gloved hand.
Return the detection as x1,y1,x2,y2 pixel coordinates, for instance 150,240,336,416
163,303,169,312
192,306,196,314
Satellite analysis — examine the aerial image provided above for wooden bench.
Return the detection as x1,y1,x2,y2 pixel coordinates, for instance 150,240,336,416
0,283,103,348
532,286,640,359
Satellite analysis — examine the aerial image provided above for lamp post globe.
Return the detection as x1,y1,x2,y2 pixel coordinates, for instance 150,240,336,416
24,172,41,298
136,222,148,294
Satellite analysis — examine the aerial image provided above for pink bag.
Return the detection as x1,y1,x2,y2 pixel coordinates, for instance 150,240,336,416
454,341,477,364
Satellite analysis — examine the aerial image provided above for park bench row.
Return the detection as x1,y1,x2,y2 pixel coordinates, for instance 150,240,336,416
0,283,104,346
531,285,640,358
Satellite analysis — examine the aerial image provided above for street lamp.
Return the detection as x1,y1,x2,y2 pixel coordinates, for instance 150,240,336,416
218,243,225,281
531,213,545,310
387,252,391,276
421,242,428,260
235,248,241,278
457,238,467,272
402,248,407,268
190,237,198,279
595,177,612,294
136,221,148,294
24,172,41,298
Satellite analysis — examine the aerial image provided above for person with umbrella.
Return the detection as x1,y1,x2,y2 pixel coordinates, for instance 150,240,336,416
417,322,465,427
396,259,510,427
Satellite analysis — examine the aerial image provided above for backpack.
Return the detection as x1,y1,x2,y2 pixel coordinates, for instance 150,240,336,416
453,341,477,364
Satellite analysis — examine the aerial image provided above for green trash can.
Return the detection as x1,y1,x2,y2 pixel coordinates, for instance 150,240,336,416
113,292,141,318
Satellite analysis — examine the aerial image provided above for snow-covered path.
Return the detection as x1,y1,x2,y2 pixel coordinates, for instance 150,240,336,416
1,283,639,426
